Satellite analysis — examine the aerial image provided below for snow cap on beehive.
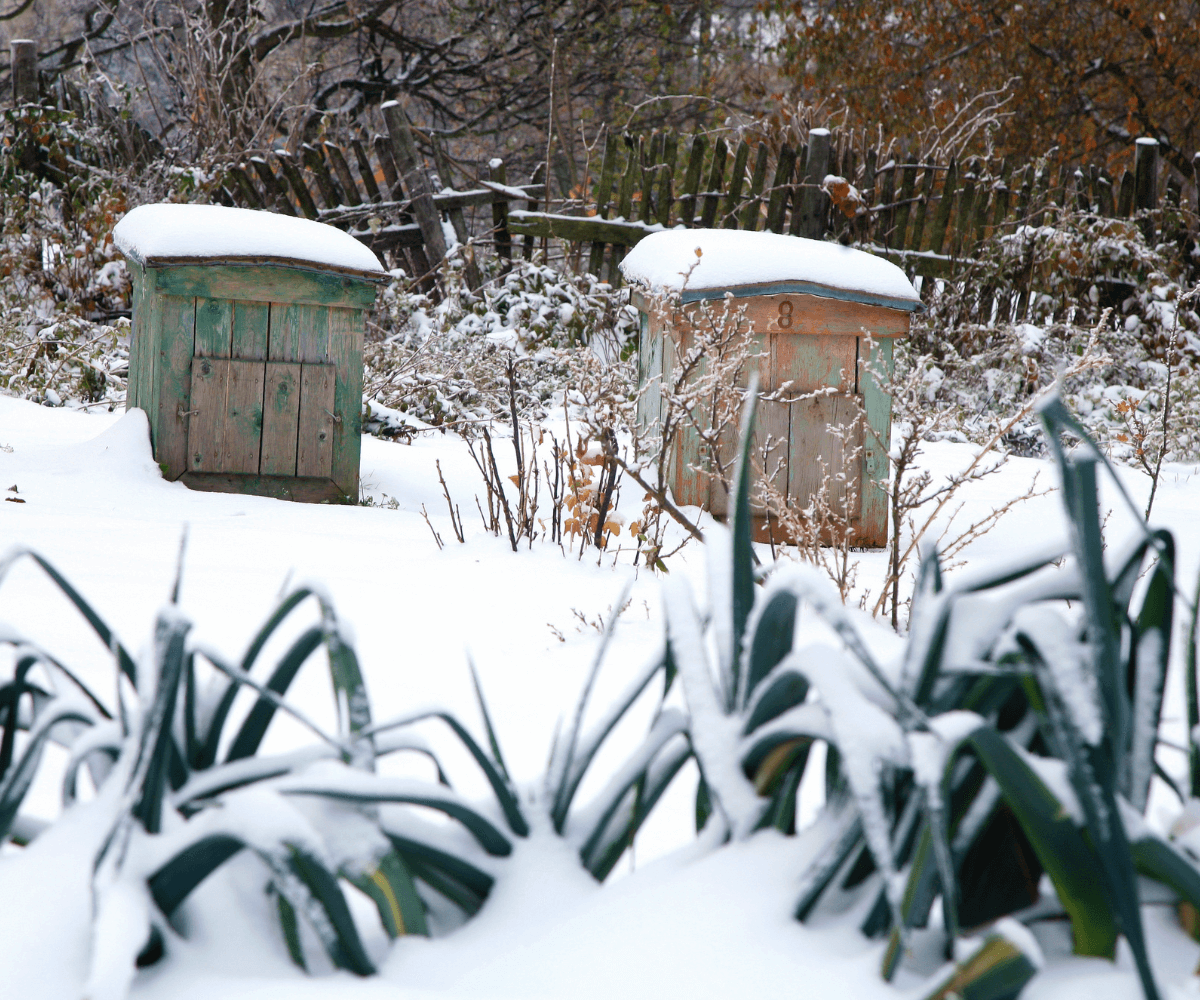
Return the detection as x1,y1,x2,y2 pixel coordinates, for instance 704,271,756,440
620,228,921,311
114,204,387,279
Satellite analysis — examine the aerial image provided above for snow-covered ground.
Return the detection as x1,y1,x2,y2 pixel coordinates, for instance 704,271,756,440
3,392,1199,999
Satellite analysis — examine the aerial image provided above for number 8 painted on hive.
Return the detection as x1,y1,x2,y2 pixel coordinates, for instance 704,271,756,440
778,299,793,329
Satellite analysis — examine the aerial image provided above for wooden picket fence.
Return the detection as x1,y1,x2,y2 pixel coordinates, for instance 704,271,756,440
218,120,1199,292
506,128,1200,288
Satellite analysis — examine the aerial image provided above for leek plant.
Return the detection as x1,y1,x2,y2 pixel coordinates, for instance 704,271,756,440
0,552,522,990
665,386,1200,1000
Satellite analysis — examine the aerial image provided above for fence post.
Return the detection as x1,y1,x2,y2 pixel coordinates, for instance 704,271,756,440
11,40,37,106
490,158,513,274
1134,137,1158,243
796,128,831,240
382,100,448,279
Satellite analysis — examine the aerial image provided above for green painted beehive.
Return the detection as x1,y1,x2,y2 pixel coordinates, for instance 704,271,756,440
621,229,922,547
115,204,388,503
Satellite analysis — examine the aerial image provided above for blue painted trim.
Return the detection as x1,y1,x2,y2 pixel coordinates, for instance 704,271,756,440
678,280,922,312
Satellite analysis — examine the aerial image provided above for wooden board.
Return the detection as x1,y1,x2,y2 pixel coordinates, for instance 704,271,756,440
297,363,336,478
772,332,856,394
859,337,893,547
194,297,233,357
180,473,347,504
225,360,265,473
187,357,226,473
269,303,330,363
696,292,910,340
152,263,380,310
327,308,364,497
788,394,864,522
232,300,270,360
260,362,301,476
155,295,196,480
185,359,265,475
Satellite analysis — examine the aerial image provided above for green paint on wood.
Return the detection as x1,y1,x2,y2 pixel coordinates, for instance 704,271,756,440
860,336,893,547
329,308,363,497
232,301,269,359
154,264,379,310
195,298,233,358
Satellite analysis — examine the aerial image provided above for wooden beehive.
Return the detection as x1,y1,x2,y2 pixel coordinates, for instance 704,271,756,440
623,230,921,547
115,205,388,503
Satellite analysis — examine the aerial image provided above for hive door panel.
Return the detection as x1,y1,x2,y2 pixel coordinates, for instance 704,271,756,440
297,363,336,478
186,359,265,474
260,362,301,476
788,394,865,521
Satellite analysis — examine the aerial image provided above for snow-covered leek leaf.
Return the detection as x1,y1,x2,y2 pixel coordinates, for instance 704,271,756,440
348,849,428,938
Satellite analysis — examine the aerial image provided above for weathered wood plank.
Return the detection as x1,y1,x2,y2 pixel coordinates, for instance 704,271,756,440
587,132,619,276
678,134,707,227
764,144,796,233
490,159,514,273
721,139,750,229
153,264,380,310
227,166,264,209
324,142,363,206
953,158,978,257
249,156,296,216
1134,138,1158,240
328,307,363,498
351,138,383,203
877,148,898,247
703,292,911,341
787,141,808,237
382,101,449,267
788,394,864,526
180,472,345,504
507,210,655,247
640,132,663,225
186,357,226,474
699,137,728,229
274,150,320,220
225,360,265,474
990,160,1012,235
739,143,770,231
156,294,195,480
909,162,937,251
656,131,678,227
125,264,147,411
302,143,344,209
1117,167,1135,218
859,336,893,547
1096,168,1115,217
298,363,336,478
231,300,269,360
523,162,545,262
929,156,957,255
373,133,403,199
270,302,330,363
260,361,300,476
971,161,991,248
892,162,916,251
194,297,233,358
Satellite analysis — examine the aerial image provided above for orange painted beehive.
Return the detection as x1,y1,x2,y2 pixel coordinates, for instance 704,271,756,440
622,229,921,546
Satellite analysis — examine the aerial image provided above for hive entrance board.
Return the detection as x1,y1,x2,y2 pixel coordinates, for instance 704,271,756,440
187,359,336,478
